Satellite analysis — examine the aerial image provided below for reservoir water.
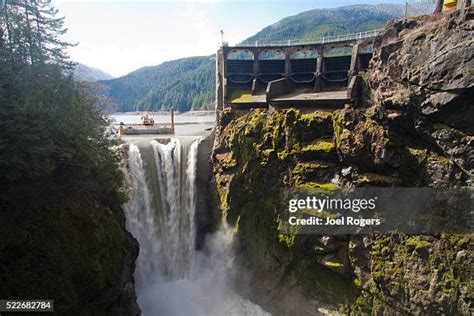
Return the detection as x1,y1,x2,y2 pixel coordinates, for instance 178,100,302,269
110,113,215,136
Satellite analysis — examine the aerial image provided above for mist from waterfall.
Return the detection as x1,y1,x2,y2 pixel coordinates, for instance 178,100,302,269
123,138,269,316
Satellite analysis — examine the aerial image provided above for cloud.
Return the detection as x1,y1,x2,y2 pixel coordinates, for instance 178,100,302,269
186,0,221,3
57,1,223,76
55,0,292,76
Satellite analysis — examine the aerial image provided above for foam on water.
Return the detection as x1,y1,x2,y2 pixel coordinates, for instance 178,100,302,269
123,139,269,316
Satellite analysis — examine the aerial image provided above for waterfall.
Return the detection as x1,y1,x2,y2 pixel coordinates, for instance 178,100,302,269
123,143,161,286
151,138,199,278
123,137,269,316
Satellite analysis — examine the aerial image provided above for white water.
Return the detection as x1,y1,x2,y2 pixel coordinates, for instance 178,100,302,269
123,138,269,316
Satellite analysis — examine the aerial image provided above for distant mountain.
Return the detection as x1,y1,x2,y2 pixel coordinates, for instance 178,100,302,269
244,4,404,43
101,4,406,113
74,63,113,82
99,56,214,113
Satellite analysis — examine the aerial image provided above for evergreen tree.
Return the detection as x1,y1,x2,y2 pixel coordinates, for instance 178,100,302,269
1,0,73,66
0,0,122,198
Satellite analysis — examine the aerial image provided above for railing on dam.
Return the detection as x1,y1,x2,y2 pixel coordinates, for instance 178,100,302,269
235,29,381,48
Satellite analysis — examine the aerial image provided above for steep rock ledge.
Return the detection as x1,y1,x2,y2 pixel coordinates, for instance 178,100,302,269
368,8,473,177
213,109,357,315
0,188,140,315
346,7,473,315
212,8,473,316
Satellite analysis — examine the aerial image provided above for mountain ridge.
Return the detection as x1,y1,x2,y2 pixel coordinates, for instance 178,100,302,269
74,63,114,82
243,4,404,43
99,56,214,112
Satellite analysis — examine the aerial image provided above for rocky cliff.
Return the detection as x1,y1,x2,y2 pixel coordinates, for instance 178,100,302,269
212,7,473,315
0,188,140,315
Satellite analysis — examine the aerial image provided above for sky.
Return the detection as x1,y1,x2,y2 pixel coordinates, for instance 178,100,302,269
54,0,406,77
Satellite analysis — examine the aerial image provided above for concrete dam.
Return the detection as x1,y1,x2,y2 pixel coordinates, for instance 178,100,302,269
216,30,379,110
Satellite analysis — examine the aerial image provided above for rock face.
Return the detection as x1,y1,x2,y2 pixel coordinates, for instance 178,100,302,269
345,8,473,315
212,8,473,316
0,189,140,315
213,109,357,315
368,8,473,178
370,9,473,121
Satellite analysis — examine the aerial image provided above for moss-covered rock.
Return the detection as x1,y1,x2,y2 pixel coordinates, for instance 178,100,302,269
333,108,390,168
348,234,473,315
0,189,139,315
213,108,358,315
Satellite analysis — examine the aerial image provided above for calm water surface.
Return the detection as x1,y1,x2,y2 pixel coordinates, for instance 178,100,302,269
109,114,216,136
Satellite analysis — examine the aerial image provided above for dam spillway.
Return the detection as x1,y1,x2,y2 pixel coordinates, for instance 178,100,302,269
216,30,377,110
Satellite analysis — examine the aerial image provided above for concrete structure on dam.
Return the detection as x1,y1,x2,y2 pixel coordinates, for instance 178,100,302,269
216,30,379,110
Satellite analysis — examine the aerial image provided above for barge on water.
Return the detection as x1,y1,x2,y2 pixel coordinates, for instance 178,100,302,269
119,111,175,135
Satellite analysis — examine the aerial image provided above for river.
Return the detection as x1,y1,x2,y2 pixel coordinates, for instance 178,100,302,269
120,114,269,315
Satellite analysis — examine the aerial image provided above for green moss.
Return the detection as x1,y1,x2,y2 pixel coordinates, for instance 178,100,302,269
296,181,337,191
322,260,344,267
359,71,369,81
229,91,254,102
214,152,237,169
354,173,399,186
215,174,231,218
299,110,334,137
301,140,334,153
354,278,362,287
300,111,332,121
293,161,334,173
244,109,265,135
408,147,428,161
406,236,432,252
332,111,349,154
261,148,274,156
277,150,290,160
427,153,451,165
350,233,473,314
290,160,335,183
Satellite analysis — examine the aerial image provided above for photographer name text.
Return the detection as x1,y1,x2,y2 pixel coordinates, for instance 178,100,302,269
287,197,381,227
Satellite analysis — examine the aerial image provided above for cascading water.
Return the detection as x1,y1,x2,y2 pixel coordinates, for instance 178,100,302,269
123,143,160,285
123,137,269,316
152,138,198,279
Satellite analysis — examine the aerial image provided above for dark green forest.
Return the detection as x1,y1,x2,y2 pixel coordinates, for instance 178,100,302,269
100,56,214,113
0,1,136,313
99,4,405,113
0,0,121,194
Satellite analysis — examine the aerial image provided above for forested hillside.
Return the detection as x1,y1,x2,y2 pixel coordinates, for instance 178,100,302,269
100,4,405,112
100,56,214,112
244,4,403,43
